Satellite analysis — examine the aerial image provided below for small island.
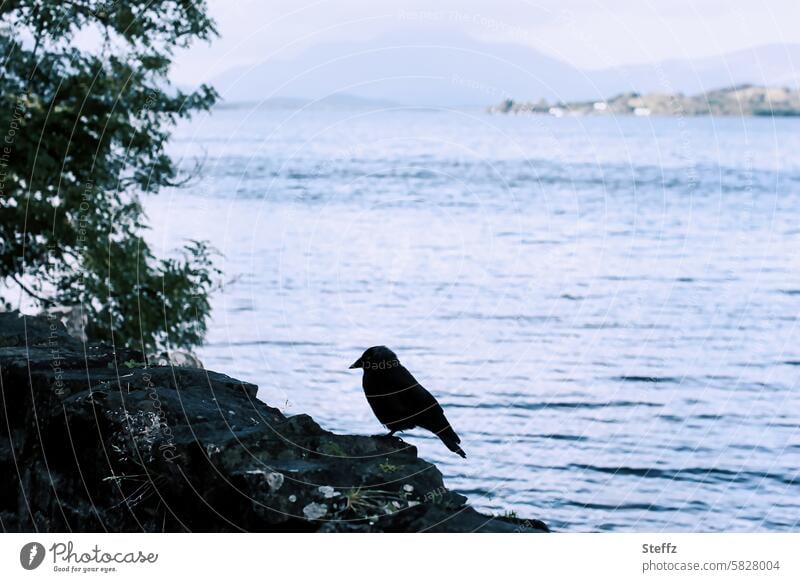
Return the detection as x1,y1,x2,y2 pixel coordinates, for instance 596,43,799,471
490,84,800,117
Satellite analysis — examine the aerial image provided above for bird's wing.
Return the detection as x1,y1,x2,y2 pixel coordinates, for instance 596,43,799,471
399,369,464,455
385,367,465,457
392,366,442,409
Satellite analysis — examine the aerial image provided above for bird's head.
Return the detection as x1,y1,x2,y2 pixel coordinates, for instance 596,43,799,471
349,346,400,371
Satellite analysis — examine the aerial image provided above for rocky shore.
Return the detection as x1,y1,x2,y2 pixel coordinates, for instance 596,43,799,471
490,84,800,117
0,312,547,532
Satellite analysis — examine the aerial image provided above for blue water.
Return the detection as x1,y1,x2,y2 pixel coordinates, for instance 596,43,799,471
147,107,800,531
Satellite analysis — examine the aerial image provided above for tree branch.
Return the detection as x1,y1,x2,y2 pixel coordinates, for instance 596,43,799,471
8,273,54,305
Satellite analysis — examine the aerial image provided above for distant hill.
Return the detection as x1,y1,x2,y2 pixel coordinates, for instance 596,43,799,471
213,93,398,111
208,33,800,107
592,44,800,96
490,85,800,117
209,30,598,107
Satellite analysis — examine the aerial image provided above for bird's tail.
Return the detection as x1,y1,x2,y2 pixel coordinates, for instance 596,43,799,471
438,425,466,458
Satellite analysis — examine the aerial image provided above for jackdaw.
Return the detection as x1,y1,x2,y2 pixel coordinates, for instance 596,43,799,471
349,346,466,458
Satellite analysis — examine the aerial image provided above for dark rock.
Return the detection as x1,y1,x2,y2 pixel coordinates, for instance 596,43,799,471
0,312,548,533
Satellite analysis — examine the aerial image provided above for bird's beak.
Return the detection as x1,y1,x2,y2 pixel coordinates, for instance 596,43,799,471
349,357,363,369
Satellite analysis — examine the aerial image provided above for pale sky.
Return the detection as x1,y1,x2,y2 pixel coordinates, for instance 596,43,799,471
171,0,800,85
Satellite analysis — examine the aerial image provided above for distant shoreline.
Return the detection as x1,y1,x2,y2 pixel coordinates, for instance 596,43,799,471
489,84,800,118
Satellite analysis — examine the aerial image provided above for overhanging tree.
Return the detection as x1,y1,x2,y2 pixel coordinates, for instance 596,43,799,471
0,0,220,353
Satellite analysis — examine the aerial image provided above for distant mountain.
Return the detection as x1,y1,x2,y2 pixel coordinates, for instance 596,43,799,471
209,30,596,107
208,33,800,107
591,44,800,96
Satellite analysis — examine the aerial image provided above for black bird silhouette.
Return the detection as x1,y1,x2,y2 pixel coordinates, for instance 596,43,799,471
349,346,466,458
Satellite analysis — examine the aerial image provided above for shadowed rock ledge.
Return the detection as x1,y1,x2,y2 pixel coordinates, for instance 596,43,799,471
0,312,548,532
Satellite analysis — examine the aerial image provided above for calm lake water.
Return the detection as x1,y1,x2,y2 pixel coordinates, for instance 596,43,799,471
147,106,800,531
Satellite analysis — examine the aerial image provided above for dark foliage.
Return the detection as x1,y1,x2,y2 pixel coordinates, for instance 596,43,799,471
0,0,220,353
